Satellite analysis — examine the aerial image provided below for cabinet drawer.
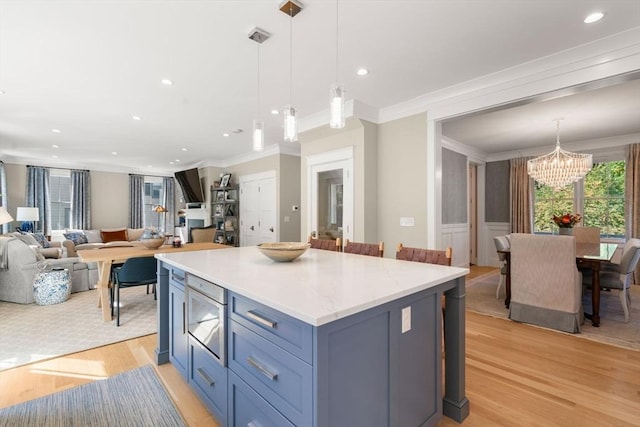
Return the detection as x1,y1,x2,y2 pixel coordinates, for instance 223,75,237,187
229,292,313,363
189,336,227,426
229,371,295,427
169,267,186,288
229,321,312,427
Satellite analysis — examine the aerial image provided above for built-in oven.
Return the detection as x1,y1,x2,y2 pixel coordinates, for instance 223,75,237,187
186,274,227,366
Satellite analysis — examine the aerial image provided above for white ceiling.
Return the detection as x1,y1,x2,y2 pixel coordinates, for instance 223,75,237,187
1,1,639,174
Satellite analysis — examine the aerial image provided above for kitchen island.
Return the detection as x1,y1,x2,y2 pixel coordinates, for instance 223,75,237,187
155,247,469,426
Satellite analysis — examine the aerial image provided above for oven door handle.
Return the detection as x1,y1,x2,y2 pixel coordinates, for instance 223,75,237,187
246,310,277,329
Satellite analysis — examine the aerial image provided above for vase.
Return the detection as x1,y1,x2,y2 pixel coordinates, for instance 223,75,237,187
558,227,573,236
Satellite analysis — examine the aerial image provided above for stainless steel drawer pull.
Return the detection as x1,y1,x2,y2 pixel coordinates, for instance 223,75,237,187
247,356,278,381
172,273,185,283
196,367,215,387
246,310,277,328
247,422,262,427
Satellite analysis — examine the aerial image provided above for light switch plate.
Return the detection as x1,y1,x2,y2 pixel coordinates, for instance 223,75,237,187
400,217,415,227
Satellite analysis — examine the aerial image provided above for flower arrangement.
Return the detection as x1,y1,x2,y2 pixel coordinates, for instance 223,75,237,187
552,213,582,228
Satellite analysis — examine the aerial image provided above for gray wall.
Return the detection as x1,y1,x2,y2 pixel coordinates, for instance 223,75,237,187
485,160,510,223
441,148,467,224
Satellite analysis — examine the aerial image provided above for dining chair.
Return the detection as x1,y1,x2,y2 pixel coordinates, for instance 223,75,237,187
189,225,216,243
343,239,384,257
493,236,510,298
395,244,452,266
573,226,601,244
583,238,640,323
110,256,157,326
308,235,342,252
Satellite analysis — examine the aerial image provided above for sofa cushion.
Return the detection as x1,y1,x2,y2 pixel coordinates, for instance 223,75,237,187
101,229,128,243
39,247,63,259
64,231,88,246
84,229,103,243
127,228,145,241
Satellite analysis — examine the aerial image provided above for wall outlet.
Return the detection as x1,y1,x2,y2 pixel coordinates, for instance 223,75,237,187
400,217,415,227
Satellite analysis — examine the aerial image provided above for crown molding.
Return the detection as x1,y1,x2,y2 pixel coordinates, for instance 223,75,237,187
441,136,488,165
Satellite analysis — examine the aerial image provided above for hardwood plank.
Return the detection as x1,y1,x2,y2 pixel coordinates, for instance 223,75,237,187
1,266,638,427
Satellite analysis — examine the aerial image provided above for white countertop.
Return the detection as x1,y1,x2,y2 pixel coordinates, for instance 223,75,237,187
157,247,469,326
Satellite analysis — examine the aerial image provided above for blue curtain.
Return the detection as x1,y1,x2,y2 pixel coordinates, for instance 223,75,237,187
129,174,145,228
0,162,8,234
26,166,51,234
163,176,175,233
71,170,91,230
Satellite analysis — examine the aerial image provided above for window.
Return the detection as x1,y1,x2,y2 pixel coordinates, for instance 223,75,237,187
50,169,71,231
144,177,163,229
533,160,625,238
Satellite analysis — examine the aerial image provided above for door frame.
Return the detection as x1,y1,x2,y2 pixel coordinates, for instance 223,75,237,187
306,147,354,244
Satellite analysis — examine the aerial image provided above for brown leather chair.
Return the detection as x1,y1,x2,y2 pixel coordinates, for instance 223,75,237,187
308,235,342,252
395,243,452,266
343,239,384,257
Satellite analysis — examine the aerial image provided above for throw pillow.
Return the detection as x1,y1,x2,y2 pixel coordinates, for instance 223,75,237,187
28,244,46,262
84,229,103,243
101,229,128,243
63,231,89,246
31,232,50,248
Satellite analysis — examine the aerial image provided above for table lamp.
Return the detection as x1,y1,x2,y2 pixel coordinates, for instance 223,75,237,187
0,207,14,227
16,207,39,233
153,205,168,233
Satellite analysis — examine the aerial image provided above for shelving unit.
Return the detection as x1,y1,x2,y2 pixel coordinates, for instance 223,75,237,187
210,185,239,246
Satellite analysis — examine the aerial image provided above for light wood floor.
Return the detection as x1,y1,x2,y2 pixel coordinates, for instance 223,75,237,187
1,266,639,426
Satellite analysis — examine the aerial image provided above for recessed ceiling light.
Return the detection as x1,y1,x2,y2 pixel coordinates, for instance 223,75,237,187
52,144,59,149
112,151,118,155
231,129,243,134
175,159,181,162
181,148,188,151
584,12,604,23
223,133,230,137
0,90,5,95
52,155,58,159
147,165,153,168
356,68,369,76
161,79,174,86
169,161,175,165
271,109,279,115
51,129,61,133
132,115,142,121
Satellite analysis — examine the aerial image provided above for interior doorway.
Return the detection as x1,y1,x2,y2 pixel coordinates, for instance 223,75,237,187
468,163,478,265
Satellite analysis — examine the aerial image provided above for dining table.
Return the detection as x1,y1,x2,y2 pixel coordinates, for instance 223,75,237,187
77,242,227,322
499,242,618,327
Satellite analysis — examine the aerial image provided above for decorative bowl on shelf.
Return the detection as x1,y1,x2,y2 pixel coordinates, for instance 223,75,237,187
141,238,164,249
257,242,311,262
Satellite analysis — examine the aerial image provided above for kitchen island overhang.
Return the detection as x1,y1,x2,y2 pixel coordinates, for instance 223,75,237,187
155,247,470,426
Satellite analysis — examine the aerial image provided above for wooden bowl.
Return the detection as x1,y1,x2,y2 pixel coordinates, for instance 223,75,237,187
257,242,311,262
142,238,164,249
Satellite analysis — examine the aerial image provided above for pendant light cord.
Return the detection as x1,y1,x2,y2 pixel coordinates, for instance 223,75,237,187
289,5,293,106
335,0,339,83
257,43,260,116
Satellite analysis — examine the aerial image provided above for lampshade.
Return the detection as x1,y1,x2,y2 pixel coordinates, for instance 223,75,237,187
16,207,39,221
527,120,593,191
0,207,14,225
153,205,168,213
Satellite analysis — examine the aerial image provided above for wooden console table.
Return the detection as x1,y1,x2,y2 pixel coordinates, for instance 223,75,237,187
78,242,227,322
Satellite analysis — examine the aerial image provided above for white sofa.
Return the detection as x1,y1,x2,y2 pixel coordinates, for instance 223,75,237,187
62,227,147,257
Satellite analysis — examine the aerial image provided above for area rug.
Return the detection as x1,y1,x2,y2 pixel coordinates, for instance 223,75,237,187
0,364,185,426
0,287,157,371
466,272,640,350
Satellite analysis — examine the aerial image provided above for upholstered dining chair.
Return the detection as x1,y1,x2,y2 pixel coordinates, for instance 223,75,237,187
573,226,601,244
509,233,583,333
110,256,157,326
583,238,640,323
189,225,216,243
308,235,342,252
493,236,510,298
343,239,384,257
395,244,452,266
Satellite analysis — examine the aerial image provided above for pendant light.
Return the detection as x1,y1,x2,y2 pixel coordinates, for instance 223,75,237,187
329,0,345,129
280,1,303,142
249,28,270,152
527,120,593,191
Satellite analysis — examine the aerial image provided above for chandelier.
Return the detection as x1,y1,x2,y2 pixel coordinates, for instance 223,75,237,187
527,120,592,191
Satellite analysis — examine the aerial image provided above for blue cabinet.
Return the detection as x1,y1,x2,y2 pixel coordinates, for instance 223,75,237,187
189,336,227,426
168,268,188,379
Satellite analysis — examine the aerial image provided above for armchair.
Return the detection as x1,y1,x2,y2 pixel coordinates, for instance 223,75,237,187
509,233,583,333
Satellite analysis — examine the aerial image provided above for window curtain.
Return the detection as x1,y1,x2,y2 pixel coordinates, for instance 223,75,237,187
128,174,145,228
70,169,91,230
0,162,8,234
509,157,532,234
26,166,51,235
162,176,175,233
625,143,640,283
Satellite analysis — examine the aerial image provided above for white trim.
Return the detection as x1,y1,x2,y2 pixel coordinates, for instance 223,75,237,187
238,170,276,184
441,137,488,165
306,146,354,166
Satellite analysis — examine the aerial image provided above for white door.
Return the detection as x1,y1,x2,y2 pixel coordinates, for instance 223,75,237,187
307,147,353,245
240,171,277,246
